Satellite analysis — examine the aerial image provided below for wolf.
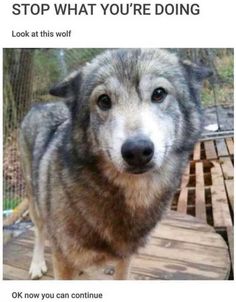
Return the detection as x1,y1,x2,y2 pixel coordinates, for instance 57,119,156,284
20,49,211,280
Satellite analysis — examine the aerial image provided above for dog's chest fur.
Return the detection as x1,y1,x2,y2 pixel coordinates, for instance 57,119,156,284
47,157,172,260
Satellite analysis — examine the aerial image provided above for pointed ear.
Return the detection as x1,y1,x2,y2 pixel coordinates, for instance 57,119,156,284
49,70,81,98
180,60,213,82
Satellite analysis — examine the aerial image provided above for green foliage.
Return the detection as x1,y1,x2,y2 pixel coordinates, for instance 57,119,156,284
216,53,234,84
201,52,233,107
64,48,104,70
33,49,62,96
32,48,105,100
3,197,21,211
201,88,214,107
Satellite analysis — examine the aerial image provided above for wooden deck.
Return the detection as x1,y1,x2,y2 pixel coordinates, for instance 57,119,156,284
3,211,230,280
171,137,234,277
172,137,234,228
3,137,234,280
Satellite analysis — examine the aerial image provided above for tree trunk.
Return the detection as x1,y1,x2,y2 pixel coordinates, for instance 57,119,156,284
11,49,35,119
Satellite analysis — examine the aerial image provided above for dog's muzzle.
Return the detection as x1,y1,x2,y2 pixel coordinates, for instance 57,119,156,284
121,136,154,173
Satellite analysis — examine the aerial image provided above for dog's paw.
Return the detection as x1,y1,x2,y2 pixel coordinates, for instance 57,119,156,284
29,260,48,280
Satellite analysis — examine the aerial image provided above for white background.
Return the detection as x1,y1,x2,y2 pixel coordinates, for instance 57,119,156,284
0,0,235,301
0,0,235,47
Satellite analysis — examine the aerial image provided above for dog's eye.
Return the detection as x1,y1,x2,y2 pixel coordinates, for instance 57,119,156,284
151,88,167,103
97,94,112,111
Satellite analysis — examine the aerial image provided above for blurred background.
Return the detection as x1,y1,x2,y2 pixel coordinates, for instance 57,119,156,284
3,48,234,214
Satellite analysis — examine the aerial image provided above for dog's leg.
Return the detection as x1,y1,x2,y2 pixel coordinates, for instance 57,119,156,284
52,250,77,280
114,257,131,280
20,134,47,280
29,203,47,280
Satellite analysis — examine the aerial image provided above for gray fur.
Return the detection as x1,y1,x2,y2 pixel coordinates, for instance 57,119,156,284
20,49,211,279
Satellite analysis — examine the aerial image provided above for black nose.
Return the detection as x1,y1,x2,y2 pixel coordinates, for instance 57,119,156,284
121,137,154,167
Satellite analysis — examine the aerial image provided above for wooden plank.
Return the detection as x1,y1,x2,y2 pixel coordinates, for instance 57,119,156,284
195,187,207,221
211,160,224,186
216,139,229,157
195,162,204,186
225,179,234,211
220,157,234,180
3,264,52,280
152,224,227,248
3,198,29,227
139,238,228,268
204,140,217,159
3,243,53,274
162,218,213,232
211,185,232,228
132,255,228,280
177,188,188,214
210,160,227,230
3,264,30,280
225,137,234,156
195,162,206,222
226,227,234,273
165,210,211,225
3,211,231,280
180,163,190,188
193,142,201,161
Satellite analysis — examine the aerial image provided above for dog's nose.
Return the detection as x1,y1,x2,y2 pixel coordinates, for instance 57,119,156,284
121,137,154,167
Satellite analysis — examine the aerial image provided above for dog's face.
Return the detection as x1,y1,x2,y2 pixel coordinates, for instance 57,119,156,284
51,49,211,175
86,70,180,174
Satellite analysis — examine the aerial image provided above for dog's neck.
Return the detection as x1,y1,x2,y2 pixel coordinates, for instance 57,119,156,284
96,160,165,210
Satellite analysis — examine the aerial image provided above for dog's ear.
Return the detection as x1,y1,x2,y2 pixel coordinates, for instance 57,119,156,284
180,60,213,104
49,71,81,98
180,60,213,83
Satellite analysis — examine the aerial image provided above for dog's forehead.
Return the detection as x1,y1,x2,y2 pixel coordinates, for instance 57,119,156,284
82,49,181,85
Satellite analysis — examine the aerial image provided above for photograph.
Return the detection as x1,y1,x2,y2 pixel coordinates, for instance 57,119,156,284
3,48,234,280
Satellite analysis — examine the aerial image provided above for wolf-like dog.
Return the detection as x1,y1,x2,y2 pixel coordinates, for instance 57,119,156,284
20,49,211,280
